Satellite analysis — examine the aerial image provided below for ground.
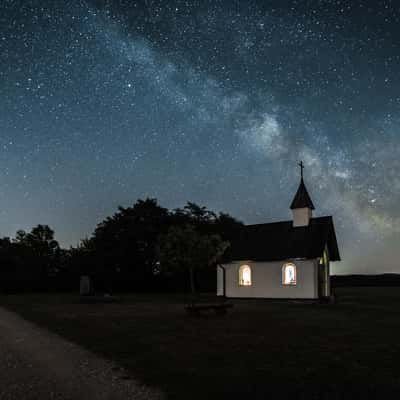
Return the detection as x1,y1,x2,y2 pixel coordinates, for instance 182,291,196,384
1,287,400,399
0,306,162,400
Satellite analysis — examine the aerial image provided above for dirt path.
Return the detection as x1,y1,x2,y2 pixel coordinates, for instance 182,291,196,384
0,306,163,400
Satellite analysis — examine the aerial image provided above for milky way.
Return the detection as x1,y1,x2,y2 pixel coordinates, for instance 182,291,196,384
1,0,399,273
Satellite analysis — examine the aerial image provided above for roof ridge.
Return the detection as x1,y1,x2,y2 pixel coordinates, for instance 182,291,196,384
224,215,340,262
245,215,332,228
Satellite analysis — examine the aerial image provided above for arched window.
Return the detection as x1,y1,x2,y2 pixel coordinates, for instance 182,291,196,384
282,263,297,285
239,265,252,286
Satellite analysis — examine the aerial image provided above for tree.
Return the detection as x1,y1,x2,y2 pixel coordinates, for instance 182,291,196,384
13,224,60,284
66,199,242,293
0,237,18,291
171,202,216,233
213,212,244,242
158,225,229,300
90,198,170,290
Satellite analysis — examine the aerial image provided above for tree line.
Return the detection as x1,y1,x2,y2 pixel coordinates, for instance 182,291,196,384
0,199,243,293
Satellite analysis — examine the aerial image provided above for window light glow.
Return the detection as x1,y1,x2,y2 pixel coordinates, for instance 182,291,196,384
239,265,252,286
283,263,297,285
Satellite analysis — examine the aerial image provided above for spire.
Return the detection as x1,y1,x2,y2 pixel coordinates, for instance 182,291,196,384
290,161,314,227
290,179,315,210
290,161,314,210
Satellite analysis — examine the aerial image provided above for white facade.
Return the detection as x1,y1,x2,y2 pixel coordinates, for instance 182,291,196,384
292,207,312,227
217,258,329,299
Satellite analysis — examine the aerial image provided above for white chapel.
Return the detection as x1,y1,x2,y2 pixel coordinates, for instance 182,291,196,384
217,163,340,300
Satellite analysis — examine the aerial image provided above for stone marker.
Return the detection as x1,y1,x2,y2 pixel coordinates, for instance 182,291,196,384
80,275,92,296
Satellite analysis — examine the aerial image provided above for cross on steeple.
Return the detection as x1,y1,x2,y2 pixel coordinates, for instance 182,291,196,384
298,161,304,180
290,160,314,211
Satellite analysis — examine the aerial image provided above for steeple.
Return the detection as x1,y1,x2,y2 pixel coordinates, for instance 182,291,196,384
291,161,314,227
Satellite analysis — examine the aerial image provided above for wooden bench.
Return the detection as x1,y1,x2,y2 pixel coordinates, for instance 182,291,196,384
184,303,233,316
79,294,121,303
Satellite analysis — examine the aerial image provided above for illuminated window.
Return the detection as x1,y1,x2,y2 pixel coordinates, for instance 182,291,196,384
239,265,252,286
282,263,297,285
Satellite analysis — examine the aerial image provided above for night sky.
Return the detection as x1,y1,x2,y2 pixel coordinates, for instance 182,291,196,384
1,0,399,274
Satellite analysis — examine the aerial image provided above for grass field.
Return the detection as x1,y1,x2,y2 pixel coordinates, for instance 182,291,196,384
1,287,400,399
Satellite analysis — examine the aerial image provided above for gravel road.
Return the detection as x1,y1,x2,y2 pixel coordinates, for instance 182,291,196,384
0,306,164,400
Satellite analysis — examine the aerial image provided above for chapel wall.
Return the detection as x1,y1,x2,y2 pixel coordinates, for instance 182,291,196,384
221,259,319,299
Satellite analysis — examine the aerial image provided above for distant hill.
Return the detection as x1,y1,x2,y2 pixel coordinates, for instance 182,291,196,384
332,274,400,287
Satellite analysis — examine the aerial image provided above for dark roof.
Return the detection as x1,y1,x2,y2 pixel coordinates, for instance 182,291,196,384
290,178,315,210
224,216,341,262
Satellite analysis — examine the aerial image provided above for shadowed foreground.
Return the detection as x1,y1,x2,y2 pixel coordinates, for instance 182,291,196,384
1,287,400,399
0,307,162,400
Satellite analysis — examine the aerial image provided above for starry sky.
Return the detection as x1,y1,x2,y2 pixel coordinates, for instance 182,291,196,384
1,0,399,274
